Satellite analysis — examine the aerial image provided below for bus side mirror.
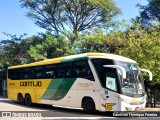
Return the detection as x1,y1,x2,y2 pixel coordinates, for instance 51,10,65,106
103,65,126,79
140,68,152,81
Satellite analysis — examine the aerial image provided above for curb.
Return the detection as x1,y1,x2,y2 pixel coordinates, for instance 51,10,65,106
142,108,160,111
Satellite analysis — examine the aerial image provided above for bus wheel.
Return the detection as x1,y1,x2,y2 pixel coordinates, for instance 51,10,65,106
17,94,24,104
82,99,95,113
25,94,32,106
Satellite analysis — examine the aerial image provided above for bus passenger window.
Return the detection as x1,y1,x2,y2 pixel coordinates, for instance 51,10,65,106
56,64,65,78
24,68,32,79
106,72,117,92
65,63,72,78
84,69,94,81
33,66,44,79
74,61,86,78
66,69,72,78
56,63,72,78
45,65,57,78
16,69,23,80
8,69,16,80
74,61,94,81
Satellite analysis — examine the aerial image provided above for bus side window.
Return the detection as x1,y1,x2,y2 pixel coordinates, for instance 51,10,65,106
74,61,85,78
74,60,94,81
106,71,117,92
33,66,44,79
24,67,32,79
45,65,57,78
84,67,94,81
16,68,23,80
8,69,16,80
91,58,114,83
56,62,72,78
56,64,65,78
64,62,72,78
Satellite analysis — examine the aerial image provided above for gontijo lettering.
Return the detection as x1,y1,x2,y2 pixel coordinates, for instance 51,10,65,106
20,81,42,87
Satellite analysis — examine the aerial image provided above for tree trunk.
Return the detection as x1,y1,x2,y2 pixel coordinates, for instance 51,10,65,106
154,88,157,108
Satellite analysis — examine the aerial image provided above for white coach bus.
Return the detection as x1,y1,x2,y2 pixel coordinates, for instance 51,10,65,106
7,52,152,112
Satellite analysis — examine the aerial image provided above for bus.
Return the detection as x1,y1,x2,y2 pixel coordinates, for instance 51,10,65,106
7,52,152,112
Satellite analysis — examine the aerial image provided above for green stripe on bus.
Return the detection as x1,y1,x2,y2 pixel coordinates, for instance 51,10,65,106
41,78,76,100
61,57,88,63
40,79,64,99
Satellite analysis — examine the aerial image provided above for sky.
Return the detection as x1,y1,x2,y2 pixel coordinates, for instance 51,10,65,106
0,0,148,41
114,0,148,20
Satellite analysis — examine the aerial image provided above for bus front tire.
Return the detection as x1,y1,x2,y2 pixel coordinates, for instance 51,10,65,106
17,94,24,104
25,94,32,106
82,99,96,113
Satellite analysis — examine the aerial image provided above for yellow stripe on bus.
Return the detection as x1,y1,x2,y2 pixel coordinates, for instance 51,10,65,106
9,57,65,69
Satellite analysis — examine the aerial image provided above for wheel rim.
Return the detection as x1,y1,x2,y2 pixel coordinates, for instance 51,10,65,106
25,95,31,105
86,102,94,110
19,96,23,103
18,95,23,104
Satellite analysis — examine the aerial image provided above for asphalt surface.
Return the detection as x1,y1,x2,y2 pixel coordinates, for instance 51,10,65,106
0,97,160,120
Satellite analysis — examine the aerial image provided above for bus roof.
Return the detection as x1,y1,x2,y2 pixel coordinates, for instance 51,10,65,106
8,52,136,69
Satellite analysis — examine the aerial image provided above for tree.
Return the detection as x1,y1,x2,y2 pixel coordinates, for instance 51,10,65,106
0,33,28,81
109,25,160,86
107,24,160,108
0,33,46,66
20,0,121,36
0,33,27,66
27,34,76,61
137,0,160,27
74,29,114,53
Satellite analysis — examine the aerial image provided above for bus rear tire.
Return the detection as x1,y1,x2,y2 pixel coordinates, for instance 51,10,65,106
82,99,96,113
25,94,32,106
17,93,24,104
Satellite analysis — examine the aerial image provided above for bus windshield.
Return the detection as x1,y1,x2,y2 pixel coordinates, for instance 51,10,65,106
115,61,145,96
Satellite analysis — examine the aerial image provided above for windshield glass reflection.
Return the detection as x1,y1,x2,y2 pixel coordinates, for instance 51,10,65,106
115,61,144,95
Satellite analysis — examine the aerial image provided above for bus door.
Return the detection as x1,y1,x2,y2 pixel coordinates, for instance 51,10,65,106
100,68,120,111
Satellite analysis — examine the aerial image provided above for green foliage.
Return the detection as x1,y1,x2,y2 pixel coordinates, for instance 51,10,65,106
27,34,76,62
20,0,121,36
0,33,47,66
137,0,160,26
109,25,160,85
74,29,113,53
0,33,27,66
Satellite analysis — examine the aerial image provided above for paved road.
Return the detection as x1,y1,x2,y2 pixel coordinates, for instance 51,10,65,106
0,98,160,120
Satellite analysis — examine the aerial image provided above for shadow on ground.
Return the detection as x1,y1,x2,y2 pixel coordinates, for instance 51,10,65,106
0,98,113,117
